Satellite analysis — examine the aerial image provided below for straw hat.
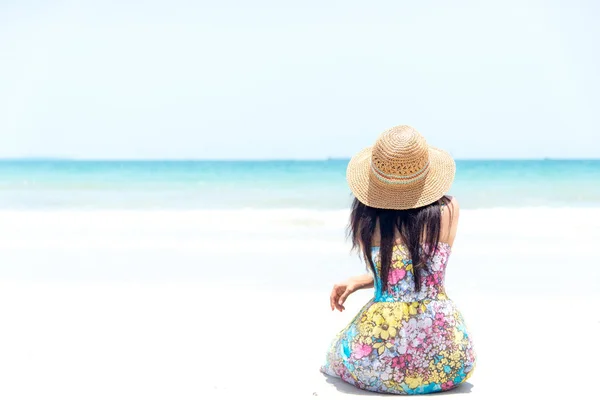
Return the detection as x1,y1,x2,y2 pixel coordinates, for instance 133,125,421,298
346,125,455,210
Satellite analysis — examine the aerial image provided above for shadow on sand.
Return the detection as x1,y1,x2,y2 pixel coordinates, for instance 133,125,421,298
323,374,474,396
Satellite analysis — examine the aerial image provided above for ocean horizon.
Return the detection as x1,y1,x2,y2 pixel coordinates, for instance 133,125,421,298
1,159,599,210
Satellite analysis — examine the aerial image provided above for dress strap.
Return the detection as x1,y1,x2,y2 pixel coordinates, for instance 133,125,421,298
440,196,452,214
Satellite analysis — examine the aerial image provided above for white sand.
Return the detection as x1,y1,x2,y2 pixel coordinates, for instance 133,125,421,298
0,209,599,399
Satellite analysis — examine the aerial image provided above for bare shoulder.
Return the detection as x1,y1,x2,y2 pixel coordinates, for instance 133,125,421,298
441,196,460,245
447,196,460,217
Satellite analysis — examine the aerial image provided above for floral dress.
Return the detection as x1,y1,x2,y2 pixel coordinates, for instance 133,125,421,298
321,242,476,394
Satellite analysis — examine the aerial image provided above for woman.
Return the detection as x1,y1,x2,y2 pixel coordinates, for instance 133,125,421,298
321,125,476,394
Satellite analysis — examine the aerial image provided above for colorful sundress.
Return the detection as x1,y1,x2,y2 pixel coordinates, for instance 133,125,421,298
321,242,476,394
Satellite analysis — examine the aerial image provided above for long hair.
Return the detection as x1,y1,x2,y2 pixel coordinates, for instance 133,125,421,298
348,196,451,291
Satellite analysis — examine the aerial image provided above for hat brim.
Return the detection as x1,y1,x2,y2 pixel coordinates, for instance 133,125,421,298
346,146,456,210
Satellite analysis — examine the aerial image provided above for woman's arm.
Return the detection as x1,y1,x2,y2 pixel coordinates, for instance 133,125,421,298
329,273,374,312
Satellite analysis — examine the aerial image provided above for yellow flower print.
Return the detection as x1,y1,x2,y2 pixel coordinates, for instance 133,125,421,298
429,369,439,382
385,380,403,393
429,368,446,383
408,302,418,315
454,329,465,342
405,376,423,389
389,303,411,321
360,312,369,323
372,312,398,340
381,306,398,320
364,305,382,320
438,370,448,381
391,305,402,320
373,341,394,355
357,319,375,337
358,335,373,345
408,301,427,315
436,357,449,370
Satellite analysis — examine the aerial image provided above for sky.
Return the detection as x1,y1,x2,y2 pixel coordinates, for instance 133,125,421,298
1,0,599,160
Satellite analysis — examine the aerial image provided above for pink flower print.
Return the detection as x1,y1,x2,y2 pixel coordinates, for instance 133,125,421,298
434,312,446,328
388,268,406,285
442,381,454,390
426,272,442,286
391,354,414,369
353,343,373,359
404,317,433,349
392,369,405,383
430,334,447,352
400,354,413,366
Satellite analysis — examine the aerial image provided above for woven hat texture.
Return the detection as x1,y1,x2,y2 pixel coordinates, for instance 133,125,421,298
346,125,455,210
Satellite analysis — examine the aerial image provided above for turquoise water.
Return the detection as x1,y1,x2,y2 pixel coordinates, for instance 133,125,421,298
0,159,599,209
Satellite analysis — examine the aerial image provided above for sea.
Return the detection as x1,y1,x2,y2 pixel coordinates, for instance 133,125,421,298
0,159,598,210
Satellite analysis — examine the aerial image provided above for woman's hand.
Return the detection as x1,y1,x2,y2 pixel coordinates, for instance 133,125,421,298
329,274,374,312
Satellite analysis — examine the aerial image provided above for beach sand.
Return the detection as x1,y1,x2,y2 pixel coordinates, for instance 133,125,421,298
0,209,599,399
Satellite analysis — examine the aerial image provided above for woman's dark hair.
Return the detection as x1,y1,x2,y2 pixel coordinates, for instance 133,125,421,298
348,196,451,292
